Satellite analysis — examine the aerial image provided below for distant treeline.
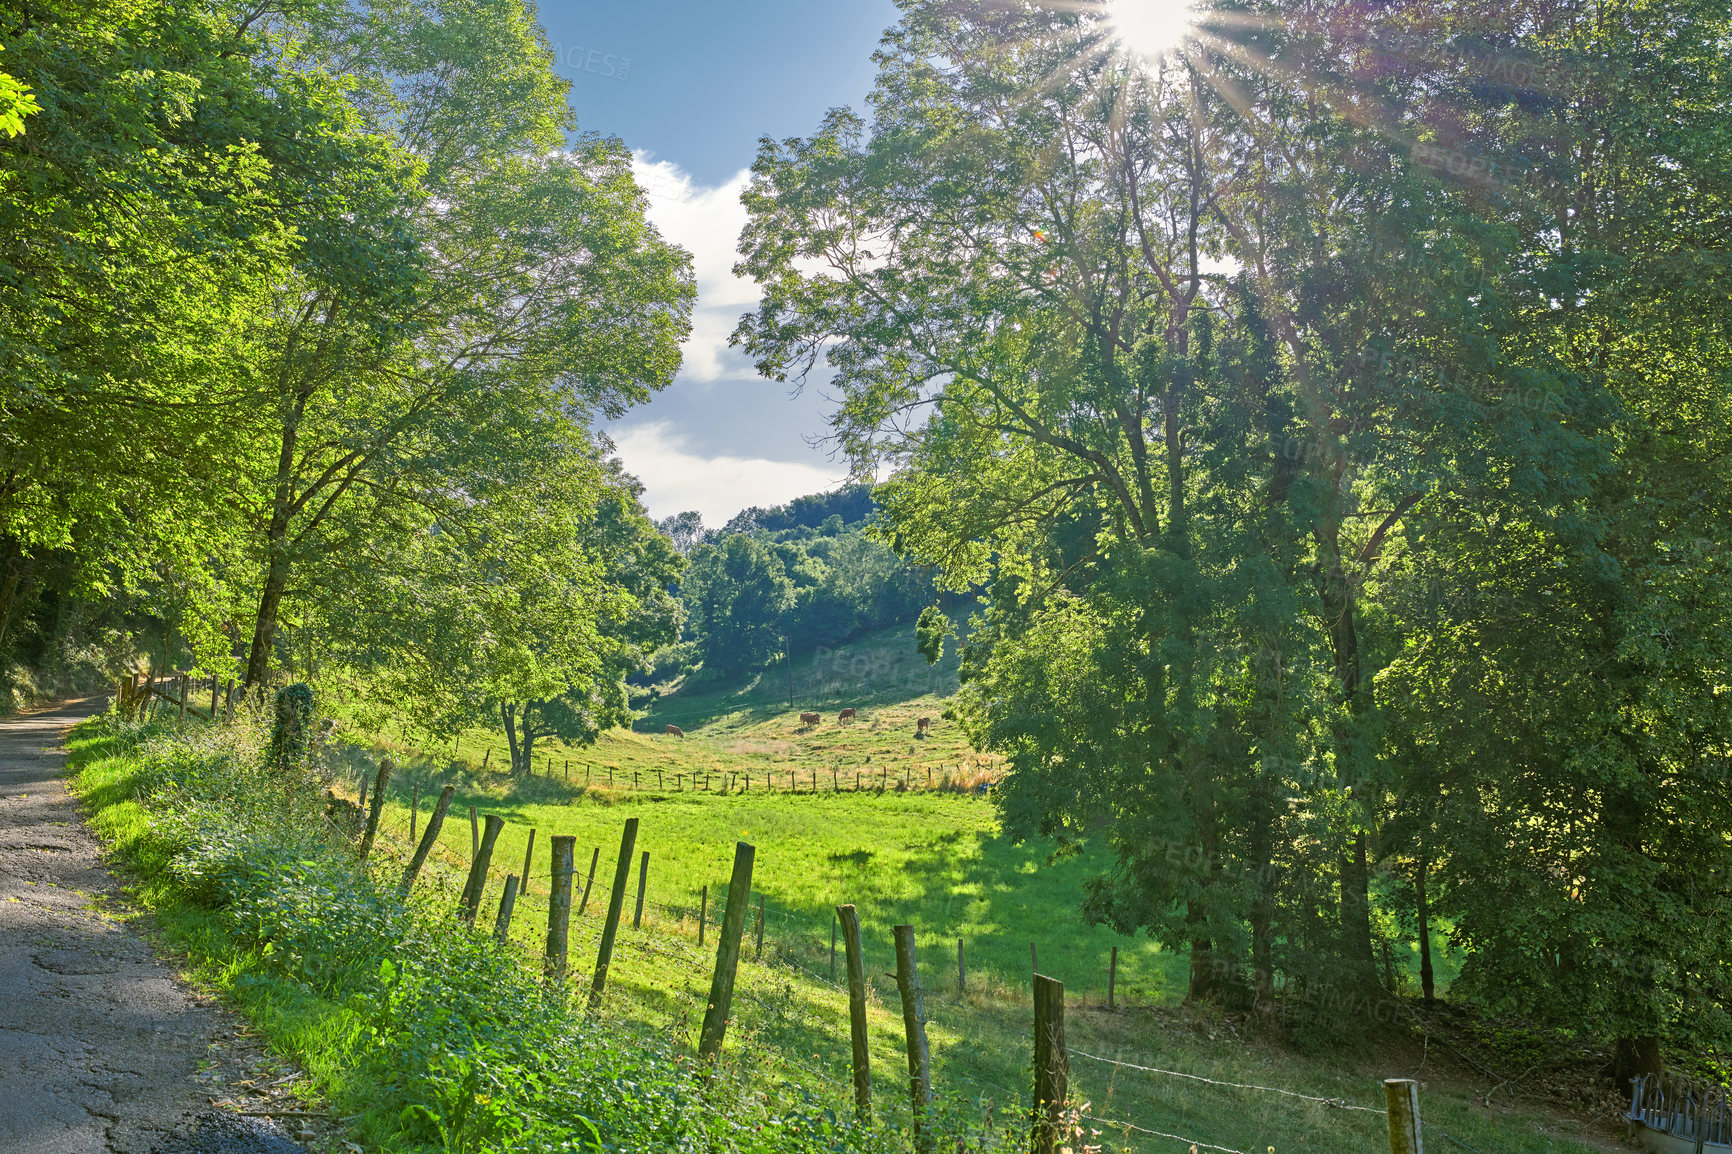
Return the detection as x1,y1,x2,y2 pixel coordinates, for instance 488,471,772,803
649,486,936,687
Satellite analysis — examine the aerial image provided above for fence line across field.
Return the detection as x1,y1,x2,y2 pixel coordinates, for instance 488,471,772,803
318,730,1439,1154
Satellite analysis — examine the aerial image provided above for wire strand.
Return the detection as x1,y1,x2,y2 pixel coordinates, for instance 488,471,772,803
1080,1112,1248,1153
1068,1049,1387,1115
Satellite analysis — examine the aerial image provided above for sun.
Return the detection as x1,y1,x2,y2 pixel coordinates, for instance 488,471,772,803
1106,0,1199,62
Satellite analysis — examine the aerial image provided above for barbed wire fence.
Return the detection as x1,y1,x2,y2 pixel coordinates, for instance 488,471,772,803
359,785,1449,1154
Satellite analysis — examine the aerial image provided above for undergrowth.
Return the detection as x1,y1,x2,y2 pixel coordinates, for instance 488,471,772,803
68,709,1018,1153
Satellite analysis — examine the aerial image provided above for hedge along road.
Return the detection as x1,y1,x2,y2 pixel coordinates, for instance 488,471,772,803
0,698,291,1153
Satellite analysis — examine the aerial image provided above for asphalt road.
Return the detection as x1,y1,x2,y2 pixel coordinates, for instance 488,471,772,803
0,699,296,1153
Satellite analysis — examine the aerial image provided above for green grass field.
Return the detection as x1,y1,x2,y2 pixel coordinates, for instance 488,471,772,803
301,622,1615,1154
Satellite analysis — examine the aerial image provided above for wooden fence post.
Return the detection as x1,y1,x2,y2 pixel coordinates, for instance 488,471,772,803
399,784,455,895
458,814,505,924
633,850,649,929
838,904,871,1121
699,885,708,948
545,836,576,980
1108,946,1117,1011
493,874,519,944
519,829,536,897
754,894,765,959
358,757,394,860
698,842,756,1059
587,817,639,1013
577,846,600,915
1384,1078,1423,1154
894,925,934,1154
1032,974,1068,1154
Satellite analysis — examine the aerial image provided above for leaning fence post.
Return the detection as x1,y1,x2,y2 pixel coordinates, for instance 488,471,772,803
838,904,871,1120
894,925,934,1154
545,836,576,980
633,850,650,929
577,846,600,915
1384,1078,1423,1154
458,814,505,924
587,817,639,1013
1032,974,1068,1154
698,842,756,1059
519,829,536,897
493,874,519,944
399,784,455,895
358,757,394,860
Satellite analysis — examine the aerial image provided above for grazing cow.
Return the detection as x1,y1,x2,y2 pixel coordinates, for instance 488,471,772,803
800,712,821,725
838,708,857,723
916,716,931,736
666,724,685,737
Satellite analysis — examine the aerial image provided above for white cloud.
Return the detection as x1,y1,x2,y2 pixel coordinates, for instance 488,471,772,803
610,421,849,525
633,153,757,383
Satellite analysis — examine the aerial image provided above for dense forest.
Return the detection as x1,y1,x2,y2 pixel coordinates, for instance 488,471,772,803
4,0,1732,1102
645,485,937,690
0,0,693,769
735,0,1732,1084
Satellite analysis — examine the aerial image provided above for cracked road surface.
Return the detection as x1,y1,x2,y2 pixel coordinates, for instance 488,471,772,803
0,700,262,1152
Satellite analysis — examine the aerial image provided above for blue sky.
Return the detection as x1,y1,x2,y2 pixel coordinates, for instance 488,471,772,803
540,1,901,526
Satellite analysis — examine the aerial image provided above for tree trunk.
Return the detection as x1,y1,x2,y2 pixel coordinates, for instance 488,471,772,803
1248,786,1277,1013
501,702,522,774
1415,847,1435,1004
1314,533,1377,981
518,708,536,776
1339,834,1377,978
0,537,31,652
245,550,290,687
1611,1035,1663,1095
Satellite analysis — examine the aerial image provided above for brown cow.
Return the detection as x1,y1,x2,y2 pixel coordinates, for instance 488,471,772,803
799,712,821,725
838,708,857,723
665,724,684,737
916,716,931,735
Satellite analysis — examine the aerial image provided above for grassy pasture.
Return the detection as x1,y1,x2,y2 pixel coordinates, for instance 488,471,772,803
323,762,1608,1154
301,624,1612,1154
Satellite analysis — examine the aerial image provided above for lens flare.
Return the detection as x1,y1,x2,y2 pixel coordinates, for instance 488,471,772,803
1107,0,1199,61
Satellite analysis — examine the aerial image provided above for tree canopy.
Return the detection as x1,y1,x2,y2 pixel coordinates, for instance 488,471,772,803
736,0,1732,1075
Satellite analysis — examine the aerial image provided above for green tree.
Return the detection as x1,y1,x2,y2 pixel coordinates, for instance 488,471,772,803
234,0,693,687
0,0,399,669
680,534,795,681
